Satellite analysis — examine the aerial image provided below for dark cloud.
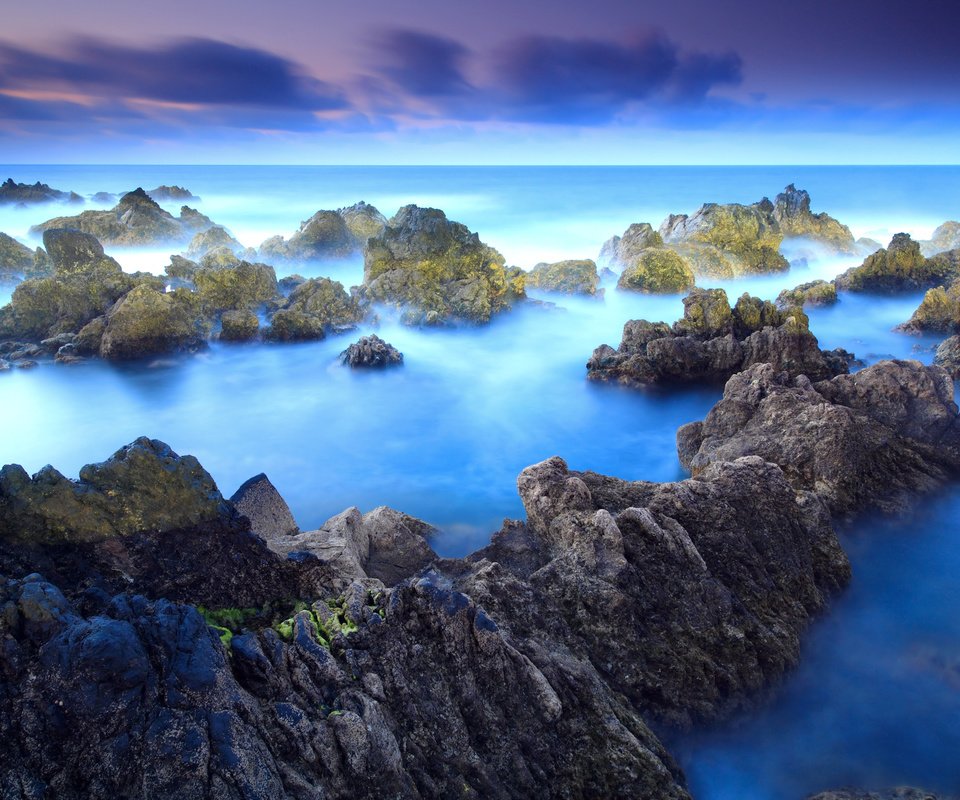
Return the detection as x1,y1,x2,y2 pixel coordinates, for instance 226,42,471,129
0,37,347,111
369,28,743,124
373,30,472,97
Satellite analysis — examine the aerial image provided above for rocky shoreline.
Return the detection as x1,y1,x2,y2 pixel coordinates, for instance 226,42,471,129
1,353,957,798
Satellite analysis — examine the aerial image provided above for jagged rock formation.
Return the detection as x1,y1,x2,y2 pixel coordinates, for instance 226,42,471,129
339,334,403,368
772,184,856,253
259,202,387,262
147,185,197,202
359,205,526,325
599,223,664,267
678,360,960,517
31,188,214,246
185,225,248,260
921,221,960,257
264,278,363,341
525,259,600,295
835,233,960,293
0,177,82,205
809,789,951,800
587,287,851,386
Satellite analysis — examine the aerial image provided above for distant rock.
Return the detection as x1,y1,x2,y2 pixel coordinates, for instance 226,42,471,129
588,287,850,386
146,184,198,202
259,201,387,262
340,334,403,368
230,473,299,541
526,259,600,295
773,184,856,253
776,279,838,309
835,233,960,293
30,188,216,246
98,285,207,360
678,360,960,516
0,177,82,205
185,225,247,260
921,221,960,257
360,205,525,325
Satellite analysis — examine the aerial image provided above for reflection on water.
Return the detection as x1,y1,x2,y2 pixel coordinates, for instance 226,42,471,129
1,165,959,797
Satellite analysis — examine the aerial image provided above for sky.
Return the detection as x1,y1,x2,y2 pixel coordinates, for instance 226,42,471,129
1,0,959,164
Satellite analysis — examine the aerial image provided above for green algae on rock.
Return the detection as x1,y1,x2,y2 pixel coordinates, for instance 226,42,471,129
772,184,856,253
525,259,600,295
361,205,525,324
776,279,839,309
617,248,696,294
218,308,260,342
98,285,207,360
193,260,279,314
899,279,960,333
836,233,960,293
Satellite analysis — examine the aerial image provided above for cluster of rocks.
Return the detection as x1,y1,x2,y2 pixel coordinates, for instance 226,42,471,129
1,350,957,798
587,287,853,386
598,185,862,293
0,177,82,205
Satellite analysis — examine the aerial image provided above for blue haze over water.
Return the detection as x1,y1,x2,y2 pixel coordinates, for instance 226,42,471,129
0,165,958,798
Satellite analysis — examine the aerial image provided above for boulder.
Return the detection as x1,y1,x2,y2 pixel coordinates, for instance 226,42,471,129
42,228,122,276
773,184,856,253
340,334,403,368
146,185,197,201
599,223,663,268
898,278,960,333
218,309,260,342
164,254,200,281
678,360,960,516
31,188,214,246
282,277,363,328
98,285,207,360
263,308,326,341
193,260,279,314
835,234,960,293
0,232,34,277
617,248,696,294
338,201,388,244
361,205,525,325
185,226,246,260
776,279,838,309
230,473,299,541
259,211,356,261
526,259,600,295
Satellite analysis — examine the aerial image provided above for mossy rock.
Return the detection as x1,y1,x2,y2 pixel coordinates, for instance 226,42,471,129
900,280,960,333
193,260,279,314
165,255,200,281
284,277,364,328
263,308,326,341
0,233,33,277
260,211,357,261
186,226,244,260
338,201,387,246
599,223,663,268
362,205,524,324
665,242,736,279
617,249,695,294
219,309,260,342
673,288,733,338
732,293,787,337
526,259,600,295
773,184,855,253
42,229,123,277
835,234,957,293
660,201,788,275
99,285,207,360
776,280,838,310
922,221,960,257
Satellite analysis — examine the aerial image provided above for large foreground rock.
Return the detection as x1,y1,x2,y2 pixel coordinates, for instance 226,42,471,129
587,287,850,386
360,205,525,325
678,360,960,517
31,188,214,246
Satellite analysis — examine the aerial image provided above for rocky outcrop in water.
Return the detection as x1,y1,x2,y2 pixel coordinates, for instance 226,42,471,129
259,202,387,262
587,287,851,386
0,177,82,205
835,234,960,293
618,248,696,293
525,259,600,295
185,225,249,260
921,221,960,257
147,185,197,202
31,188,215,246
678,360,960,517
772,184,856,253
776,279,838,309
264,277,363,341
898,278,960,334
218,308,260,342
98,286,207,361
0,233,34,278
340,334,403,368
359,205,526,325
193,259,279,315
599,222,664,268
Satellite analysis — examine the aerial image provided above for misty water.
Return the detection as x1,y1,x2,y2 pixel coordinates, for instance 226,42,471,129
1,166,958,797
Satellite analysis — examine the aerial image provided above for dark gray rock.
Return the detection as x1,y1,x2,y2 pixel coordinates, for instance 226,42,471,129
934,334,960,378
231,473,299,542
340,334,403,368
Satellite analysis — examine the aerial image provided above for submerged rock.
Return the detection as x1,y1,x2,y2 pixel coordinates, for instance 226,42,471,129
340,334,403,368
526,259,600,295
31,188,214,246
587,287,849,386
360,205,526,325
835,233,960,293
808,789,952,800
678,360,960,517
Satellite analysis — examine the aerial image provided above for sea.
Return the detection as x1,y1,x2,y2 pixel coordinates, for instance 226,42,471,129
1,165,958,798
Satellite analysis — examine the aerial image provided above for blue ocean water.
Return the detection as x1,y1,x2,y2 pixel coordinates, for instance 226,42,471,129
1,165,958,797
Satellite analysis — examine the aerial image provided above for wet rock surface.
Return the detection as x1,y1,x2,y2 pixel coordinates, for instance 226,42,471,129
340,334,403,368
526,258,600,295
587,287,850,386
360,205,526,325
